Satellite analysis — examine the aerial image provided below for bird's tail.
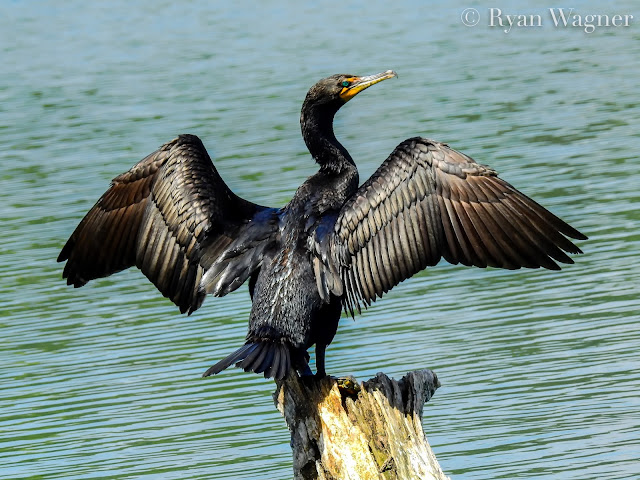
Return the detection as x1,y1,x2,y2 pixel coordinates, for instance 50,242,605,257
202,341,292,380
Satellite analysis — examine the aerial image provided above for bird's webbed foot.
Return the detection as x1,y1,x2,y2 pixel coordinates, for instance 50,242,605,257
297,364,314,377
293,349,314,379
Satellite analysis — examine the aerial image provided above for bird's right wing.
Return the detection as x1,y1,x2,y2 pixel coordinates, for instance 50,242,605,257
316,137,586,315
58,134,274,314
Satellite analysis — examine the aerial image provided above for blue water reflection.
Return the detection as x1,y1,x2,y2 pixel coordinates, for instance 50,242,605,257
1,1,638,479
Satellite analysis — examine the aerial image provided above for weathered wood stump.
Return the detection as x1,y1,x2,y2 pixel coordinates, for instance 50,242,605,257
274,369,450,480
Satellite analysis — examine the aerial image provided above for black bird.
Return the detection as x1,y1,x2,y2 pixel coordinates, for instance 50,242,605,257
58,70,586,380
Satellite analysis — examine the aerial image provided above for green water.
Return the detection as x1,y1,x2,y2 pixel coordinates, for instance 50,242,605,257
2,1,639,479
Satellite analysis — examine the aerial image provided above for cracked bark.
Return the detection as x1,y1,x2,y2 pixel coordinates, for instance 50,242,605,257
274,369,450,480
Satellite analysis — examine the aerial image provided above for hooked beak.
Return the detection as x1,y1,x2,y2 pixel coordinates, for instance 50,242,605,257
339,70,398,102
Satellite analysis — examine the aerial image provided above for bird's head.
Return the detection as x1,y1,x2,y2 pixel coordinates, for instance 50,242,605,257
304,70,398,108
300,70,398,170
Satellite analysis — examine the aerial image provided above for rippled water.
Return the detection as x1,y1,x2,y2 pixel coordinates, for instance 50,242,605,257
2,1,639,479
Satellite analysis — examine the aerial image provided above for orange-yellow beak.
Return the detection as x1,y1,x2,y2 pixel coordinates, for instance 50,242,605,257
339,70,397,102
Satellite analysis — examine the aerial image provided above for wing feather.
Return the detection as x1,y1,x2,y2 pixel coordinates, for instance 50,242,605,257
323,137,586,311
471,181,537,267
58,134,273,314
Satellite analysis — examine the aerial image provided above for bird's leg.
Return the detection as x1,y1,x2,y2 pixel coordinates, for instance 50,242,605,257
298,363,314,377
296,359,315,387
294,349,314,377
315,344,360,394
314,343,327,379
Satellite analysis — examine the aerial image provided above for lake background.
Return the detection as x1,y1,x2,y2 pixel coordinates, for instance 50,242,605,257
1,1,639,479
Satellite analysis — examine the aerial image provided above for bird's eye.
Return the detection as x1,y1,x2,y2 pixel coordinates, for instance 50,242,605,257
341,81,350,87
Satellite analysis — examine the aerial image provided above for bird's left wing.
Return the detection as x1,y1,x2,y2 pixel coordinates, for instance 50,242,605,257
314,137,586,315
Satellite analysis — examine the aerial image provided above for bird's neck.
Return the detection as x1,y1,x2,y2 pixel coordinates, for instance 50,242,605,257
301,101,355,174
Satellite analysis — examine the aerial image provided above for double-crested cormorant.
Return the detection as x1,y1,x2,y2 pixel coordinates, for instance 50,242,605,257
58,70,586,380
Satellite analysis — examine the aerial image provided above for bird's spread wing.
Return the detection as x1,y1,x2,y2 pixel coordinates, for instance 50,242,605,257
315,137,586,314
58,134,272,314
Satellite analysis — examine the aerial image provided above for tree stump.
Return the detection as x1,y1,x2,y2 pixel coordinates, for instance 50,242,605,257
273,369,450,480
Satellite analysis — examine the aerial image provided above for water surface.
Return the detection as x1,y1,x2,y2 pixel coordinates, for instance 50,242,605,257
1,1,639,479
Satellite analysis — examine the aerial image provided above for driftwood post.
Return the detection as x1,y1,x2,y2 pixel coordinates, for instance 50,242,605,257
274,369,450,480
